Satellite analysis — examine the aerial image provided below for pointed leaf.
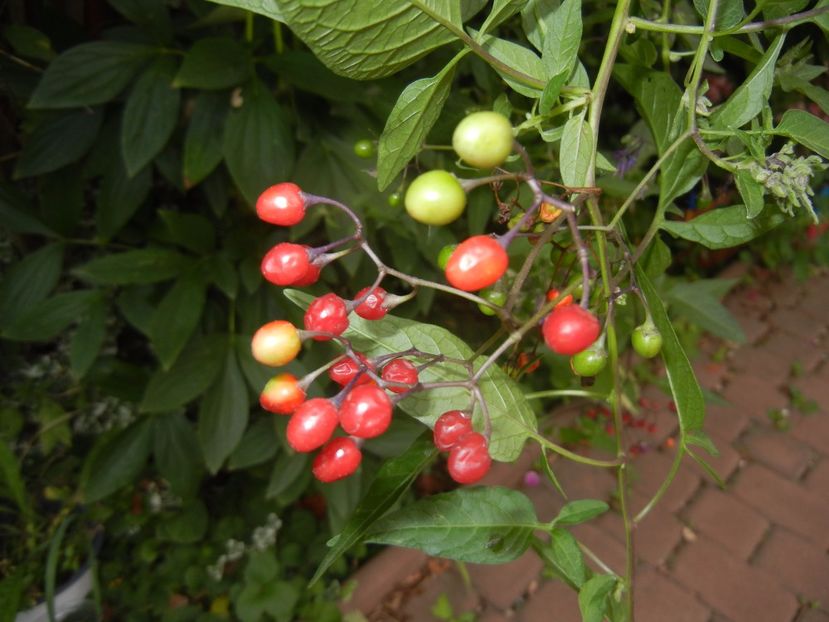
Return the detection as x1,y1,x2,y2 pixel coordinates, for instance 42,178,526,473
667,279,745,342
153,413,204,497
578,574,617,622
15,108,103,178
205,0,283,21
228,418,278,470
661,205,784,249
3,290,98,341
69,297,108,378
775,109,829,159
479,0,528,35
0,440,31,518
0,242,63,324
560,115,592,188
95,158,152,239
108,0,172,42
544,529,587,587
81,418,153,502
553,499,609,527
614,65,681,153
174,37,251,90
149,270,207,369
734,169,766,218
74,249,190,285
183,91,228,187
542,0,582,79
475,31,547,97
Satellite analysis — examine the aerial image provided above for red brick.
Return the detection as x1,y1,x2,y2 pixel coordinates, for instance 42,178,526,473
693,358,730,392
682,487,769,559
341,547,427,615
737,313,772,345
738,427,818,480
481,443,540,488
401,563,481,622
790,373,829,415
671,537,799,622
705,403,751,442
477,609,511,622
798,609,829,622
732,464,829,547
688,432,742,482
469,551,543,610
790,413,829,458
630,448,701,513
721,373,788,423
770,306,829,344
518,579,581,622
729,345,793,387
753,528,829,604
634,565,710,622
761,330,824,374
804,459,829,500
553,455,618,503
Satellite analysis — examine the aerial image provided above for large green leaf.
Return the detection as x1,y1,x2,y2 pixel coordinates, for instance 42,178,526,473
311,433,437,584
228,418,278,470
122,57,181,176
69,297,108,378
543,529,587,587
578,575,617,622
542,0,582,79
479,0,528,36
3,290,99,342
693,0,745,29
475,31,547,97
661,205,784,249
174,37,252,90
81,418,153,502
15,108,103,178
108,0,173,42
666,279,745,342
712,35,785,129
0,182,55,236
0,439,31,519
559,115,592,188
521,0,561,52
775,109,829,159
614,65,681,154
734,169,766,218
149,269,207,370
206,0,284,21
222,79,294,205
74,249,191,285
0,242,63,325
636,266,705,433
28,41,155,109
376,51,466,191
366,486,539,564
152,413,204,498
96,156,152,239
183,91,228,187
659,133,707,208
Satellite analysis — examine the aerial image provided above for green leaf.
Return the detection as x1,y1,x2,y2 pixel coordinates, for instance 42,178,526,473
693,0,744,29
0,573,25,622
28,41,155,109
3,290,99,341
0,182,55,236
3,24,54,62
479,0,528,36
96,157,152,239
661,205,784,249
122,57,181,176
74,249,191,285
539,71,569,114
81,418,153,502
140,335,226,412
734,169,766,218
322,472,363,534
0,242,63,325
543,529,587,587
266,451,311,500
685,429,719,456
158,500,208,543
560,115,592,188
775,109,829,159
578,574,616,622
521,0,560,51
311,433,437,585
366,487,538,564
236,579,298,622
222,79,294,205
552,499,609,527
205,0,283,21
198,348,250,473
666,279,745,342
376,51,466,191
149,270,207,370
183,91,228,187
174,37,251,90
475,31,547,97
542,0,582,79
264,51,366,102
108,0,173,42
614,65,681,153
659,134,707,208
153,413,204,497
636,266,705,433
156,210,216,254
713,35,785,129
228,418,278,470
69,297,108,378
15,108,103,178
0,439,31,519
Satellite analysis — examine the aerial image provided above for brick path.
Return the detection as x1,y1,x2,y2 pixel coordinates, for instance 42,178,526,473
343,267,829,622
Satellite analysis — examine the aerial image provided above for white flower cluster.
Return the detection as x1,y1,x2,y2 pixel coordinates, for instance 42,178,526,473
206,513,282,581
73,396,136,435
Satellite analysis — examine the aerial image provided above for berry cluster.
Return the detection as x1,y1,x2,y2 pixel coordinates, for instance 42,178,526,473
433,411,491,484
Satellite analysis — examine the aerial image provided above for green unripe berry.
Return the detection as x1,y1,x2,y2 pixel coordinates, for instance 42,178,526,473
388,192,401,207
478,288,507,316
452,111,514,169
354,139,375,158
632,322,663,358
437,244,457,270
570,345,608,377
404,170,467,225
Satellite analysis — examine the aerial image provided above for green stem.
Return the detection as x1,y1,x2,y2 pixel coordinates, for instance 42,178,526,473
245,12,254,42
627,5,829,35
524,389,608,400
634,444,686,522
530,433,621,468
273,21,284,54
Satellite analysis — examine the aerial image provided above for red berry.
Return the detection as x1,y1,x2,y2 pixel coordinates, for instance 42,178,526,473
354,286,387,320
304,293,349,340
447,432,491,484
445,236,508,292
339,384,393,439
293,261,321,287
251,320,301,367
380,358,418,394
286,398,339,452
260,373,305,415
542,305,601,355
261,243,311,286
328,353,375,386
256,182,306,226
433,410,473,451
312,437,362,483
545,289,574,307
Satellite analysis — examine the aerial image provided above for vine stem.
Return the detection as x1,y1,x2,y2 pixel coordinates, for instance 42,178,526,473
634,443,686,522
627,5,829,35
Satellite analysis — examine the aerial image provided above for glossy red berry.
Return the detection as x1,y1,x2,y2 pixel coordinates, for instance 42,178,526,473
293,261,321,287
286,398,339,452
447,432,491,484
304,293,349,340
328,353,375,386
380,358,418,393
312,437,362,483
339,384,393,439
433,410,474,452
545,288,574,308
542,305,601,355
445,236,508,292
261,243,311,286
251,320,301,367
260,373,305,415
256,183,306,226
354,286,387,320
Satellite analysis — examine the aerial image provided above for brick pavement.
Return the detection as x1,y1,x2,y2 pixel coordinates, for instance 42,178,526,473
342,267,829,622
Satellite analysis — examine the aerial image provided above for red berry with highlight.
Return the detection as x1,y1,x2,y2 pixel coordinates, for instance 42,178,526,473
433,410,473,451
293,261,321,287
256,182,306,226
304,293,349,340
339,384,393,439
354,286,387,320
542,305,601,355
261,243,311,286
445,236,508,292
251,320,301,367
260,373,305,415
312,437,362,483
381,358,418,393
328,353,375,386
286,398,339,452
447,432,491,484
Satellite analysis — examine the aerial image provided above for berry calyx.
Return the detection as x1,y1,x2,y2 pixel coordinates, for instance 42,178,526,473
353,139,375,159
542,305,601,356
404,170,467,226
339,384,393,439
260,373,305,415
261,243,312,286
304,293,349,340
286,398,339,453
445,236,509,292
570,344,608,377
546,289,574,308
251,320,301,367
632,321,663,358
256,183,306,226
447,432,491,484
433,410,474,452
354,286,387,320
380,358,418,393
328,353,375,386
478,288,507,316
313,437,362,483
452,111,513,169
